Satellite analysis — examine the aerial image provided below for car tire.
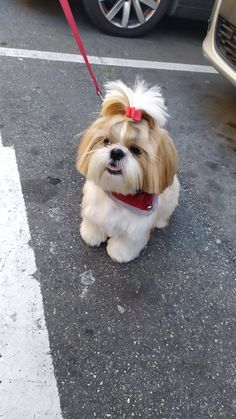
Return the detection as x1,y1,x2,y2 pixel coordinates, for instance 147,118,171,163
83,0,170,37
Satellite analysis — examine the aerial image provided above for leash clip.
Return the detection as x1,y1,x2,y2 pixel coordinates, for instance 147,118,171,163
97,90,104,102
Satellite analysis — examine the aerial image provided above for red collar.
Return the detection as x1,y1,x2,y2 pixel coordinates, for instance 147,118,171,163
111,191,158,214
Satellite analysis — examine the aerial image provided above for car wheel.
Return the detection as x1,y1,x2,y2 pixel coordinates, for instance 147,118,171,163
83,0,170,37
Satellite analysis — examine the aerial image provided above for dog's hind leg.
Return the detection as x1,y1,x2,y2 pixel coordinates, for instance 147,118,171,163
155,176,180,229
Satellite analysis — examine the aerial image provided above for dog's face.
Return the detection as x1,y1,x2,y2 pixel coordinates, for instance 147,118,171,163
77,82,177,195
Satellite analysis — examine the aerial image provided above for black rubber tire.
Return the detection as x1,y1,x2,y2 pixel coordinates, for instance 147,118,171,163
83,0,170,37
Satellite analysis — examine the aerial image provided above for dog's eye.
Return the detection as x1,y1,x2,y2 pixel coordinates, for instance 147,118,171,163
104,138,111,146
129,145,141,156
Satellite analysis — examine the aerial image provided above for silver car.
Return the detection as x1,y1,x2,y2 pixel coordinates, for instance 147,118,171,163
83,0,214,37
203,0,236,86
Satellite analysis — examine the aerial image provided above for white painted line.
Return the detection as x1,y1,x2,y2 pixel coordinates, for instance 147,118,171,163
0,134,62,418
0,47,218,74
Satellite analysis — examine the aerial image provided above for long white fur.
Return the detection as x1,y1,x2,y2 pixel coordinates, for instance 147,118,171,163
104,79,169,127
81,176,180,263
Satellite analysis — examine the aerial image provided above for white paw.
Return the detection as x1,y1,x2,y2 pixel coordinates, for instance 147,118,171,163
155,218,169,229
107,237,140,263
80,219,106,247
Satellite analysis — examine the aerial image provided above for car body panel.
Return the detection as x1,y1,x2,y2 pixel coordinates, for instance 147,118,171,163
219,0,236,25
203,0,236,87
168,0,215,20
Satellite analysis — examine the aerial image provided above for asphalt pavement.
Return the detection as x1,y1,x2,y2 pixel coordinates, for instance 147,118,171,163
0,1,236,418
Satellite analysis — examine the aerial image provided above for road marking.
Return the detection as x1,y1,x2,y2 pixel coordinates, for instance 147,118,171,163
0,47,218,74
0,132,62,418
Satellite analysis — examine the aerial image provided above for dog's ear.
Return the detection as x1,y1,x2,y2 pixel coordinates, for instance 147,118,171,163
76,119,103,176
76,128,92,176
142,129,178,194
156,130,178,193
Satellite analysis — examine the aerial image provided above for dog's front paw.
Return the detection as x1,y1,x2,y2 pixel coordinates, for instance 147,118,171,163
107,237,140,263
155,218,169,229
80,219,106,247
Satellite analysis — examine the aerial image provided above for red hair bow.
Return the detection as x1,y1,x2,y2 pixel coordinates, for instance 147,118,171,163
125,106,142,122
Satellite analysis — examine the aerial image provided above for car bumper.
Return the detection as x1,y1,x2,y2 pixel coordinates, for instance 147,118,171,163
203,0,236,87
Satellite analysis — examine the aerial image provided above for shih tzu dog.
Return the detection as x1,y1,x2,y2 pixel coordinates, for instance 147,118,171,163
77,80,180,262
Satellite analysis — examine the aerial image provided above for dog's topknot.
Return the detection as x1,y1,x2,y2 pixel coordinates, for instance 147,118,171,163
103,79,168,127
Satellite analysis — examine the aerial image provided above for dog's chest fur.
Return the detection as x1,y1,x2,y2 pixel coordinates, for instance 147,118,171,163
81,180,157,239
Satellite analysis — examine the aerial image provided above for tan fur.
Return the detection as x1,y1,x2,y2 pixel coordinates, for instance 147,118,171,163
100,86,129,118
140,128,178,194
102,99,126,118
77,118,105,176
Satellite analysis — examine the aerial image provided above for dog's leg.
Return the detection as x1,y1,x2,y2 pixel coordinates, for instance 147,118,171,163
80,217,107,247
155,176,180,229
107,233,149,263
155,217,170,229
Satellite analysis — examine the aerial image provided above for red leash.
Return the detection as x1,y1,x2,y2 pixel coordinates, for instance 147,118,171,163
59,0,103,100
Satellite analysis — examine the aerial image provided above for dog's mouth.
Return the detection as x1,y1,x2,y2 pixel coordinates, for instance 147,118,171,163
107,162,122,175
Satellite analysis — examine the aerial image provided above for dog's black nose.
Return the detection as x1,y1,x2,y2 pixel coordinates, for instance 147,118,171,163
110,148,125,161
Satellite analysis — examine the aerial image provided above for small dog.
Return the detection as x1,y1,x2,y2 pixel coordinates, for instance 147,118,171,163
77,80,180,262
